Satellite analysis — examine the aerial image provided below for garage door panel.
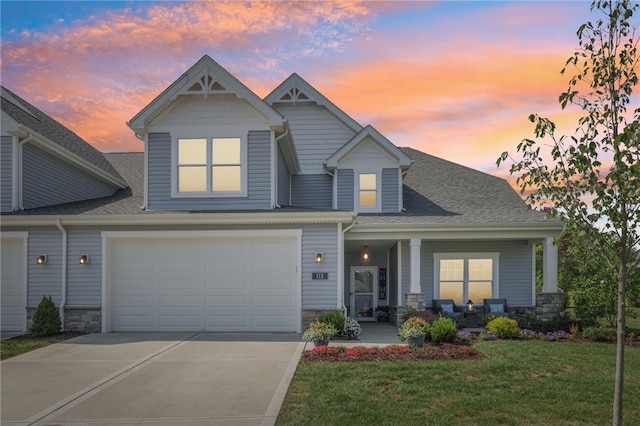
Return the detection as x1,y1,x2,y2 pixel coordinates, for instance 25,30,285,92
109,234,298,332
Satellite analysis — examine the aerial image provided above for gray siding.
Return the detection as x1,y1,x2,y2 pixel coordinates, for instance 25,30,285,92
302,224,339,308
276,146,291,206
336,169,354,210
27,228,62,305
147,131,272,210
273,104,355,174
382,168,399,213
290,174,332,209
67,229,102,306
419,240,533,305
22,144,116,209
1,136,12,212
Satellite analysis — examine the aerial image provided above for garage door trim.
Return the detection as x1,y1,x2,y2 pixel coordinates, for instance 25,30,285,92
102,229,302,333
1,231,28,332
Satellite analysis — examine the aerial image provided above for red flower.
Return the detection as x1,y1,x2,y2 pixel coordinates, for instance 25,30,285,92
383,344,412,354
310,346,340,356
344,346,377,356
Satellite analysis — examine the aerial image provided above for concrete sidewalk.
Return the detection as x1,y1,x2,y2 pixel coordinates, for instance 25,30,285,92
1,332,304,426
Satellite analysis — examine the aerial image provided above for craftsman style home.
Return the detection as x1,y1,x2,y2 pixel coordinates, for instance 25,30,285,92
0,56,564,333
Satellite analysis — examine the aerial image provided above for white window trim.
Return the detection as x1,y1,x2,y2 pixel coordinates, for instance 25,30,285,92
354,170,381,213
433,252,500,302
171,135,248,198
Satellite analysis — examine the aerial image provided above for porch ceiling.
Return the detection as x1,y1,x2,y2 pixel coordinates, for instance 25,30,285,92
344,239,396,252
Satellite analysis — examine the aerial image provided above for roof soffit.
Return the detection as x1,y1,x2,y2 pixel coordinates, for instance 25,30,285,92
128,55,285,135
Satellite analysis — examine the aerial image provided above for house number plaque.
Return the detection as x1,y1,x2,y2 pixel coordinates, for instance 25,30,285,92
312,272,329,280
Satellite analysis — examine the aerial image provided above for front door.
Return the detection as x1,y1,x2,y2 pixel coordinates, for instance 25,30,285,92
350,266,378,321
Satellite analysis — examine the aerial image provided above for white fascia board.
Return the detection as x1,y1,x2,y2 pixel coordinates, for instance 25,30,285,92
0,211,357,227
18,125,128,189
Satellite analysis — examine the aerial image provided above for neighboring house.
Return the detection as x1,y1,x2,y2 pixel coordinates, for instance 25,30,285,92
0,56,564,333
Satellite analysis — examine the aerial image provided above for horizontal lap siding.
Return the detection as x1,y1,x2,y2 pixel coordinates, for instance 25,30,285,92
274,104,355,174
67,229,102,306
290,174,332,209
1,136,12,212
22,144,116,209
147,131,271,210
27,228,62,305
277,147,290,206
419,240,533,305
382,168,399,213
302,224,338,308
336,169,354,210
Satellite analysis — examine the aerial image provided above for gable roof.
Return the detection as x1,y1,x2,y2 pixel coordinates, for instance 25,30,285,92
324,125,413,170
265,73,363,134
128,55,286,136
1,86,127,189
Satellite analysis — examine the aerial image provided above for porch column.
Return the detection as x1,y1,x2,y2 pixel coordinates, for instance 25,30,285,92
410,239,421,293
542,237,558,293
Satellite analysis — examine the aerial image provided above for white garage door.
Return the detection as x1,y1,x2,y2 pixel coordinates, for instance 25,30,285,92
106,231,300,332
1,234,27,332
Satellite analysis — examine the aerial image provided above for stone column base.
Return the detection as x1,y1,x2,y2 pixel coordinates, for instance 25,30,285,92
405,293,426,310
536,292,565,321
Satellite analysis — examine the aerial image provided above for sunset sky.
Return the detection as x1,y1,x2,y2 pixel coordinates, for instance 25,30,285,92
1,1,617,180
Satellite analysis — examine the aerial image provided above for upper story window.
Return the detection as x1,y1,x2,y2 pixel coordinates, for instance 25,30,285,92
175,136,246,197
356,172,380,212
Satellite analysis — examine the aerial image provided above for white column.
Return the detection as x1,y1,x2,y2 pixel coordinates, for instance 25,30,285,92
410,239,421,293
542,237,558,293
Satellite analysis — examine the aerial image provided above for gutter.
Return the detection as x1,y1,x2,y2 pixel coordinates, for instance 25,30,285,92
55,219,67,330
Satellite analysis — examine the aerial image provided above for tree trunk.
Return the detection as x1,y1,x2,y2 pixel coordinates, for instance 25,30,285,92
612,271,626,426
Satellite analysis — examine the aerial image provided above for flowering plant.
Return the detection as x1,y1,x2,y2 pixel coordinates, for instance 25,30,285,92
374,308,389,318
397,317,429,341
303,321,338,342
457,329,474,340
342,316,363,339
345,346,377,356
383,344,412,354
309,345,340,356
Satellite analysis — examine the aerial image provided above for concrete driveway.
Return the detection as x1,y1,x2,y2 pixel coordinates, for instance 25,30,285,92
1,332,304,426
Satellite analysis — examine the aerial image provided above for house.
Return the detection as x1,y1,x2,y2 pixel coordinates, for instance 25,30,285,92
0,56,564,334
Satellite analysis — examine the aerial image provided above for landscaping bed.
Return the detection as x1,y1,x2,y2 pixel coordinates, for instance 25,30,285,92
301,343,485,362
1,331,86,360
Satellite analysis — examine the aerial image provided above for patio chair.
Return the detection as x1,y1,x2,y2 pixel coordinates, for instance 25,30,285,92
432,299,463,319
483,298,511,317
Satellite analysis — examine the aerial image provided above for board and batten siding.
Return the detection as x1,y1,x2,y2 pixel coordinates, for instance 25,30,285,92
301,224,339,308
273,104,356,174
22,144,116,209
27,228,62,306
381,168,399,213
147,131,271,210
290,174,332,209
1,136,13,212
67,229,102,306
336,169,354,210
276,146,291,206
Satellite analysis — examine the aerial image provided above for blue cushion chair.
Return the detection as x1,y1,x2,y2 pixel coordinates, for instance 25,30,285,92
432,299,463,319
483,298,510,317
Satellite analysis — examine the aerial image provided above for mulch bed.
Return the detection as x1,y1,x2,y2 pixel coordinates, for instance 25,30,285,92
6,331,86,342
301,343,486,362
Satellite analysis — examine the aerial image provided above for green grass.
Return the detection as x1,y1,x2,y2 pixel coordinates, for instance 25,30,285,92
1,335,67,360
277,341,640,425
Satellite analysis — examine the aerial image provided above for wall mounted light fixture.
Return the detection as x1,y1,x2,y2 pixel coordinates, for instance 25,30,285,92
363,245,369,260
36,254,48,265
315,252,323,263
79,254,90,265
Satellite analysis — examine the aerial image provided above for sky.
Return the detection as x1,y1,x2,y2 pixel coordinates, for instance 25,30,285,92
0,0,631,183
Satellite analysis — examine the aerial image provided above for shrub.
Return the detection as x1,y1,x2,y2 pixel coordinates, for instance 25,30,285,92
398,317,429,341
302,321,337,342
402,307,418,322
430,317,458,344
486,317,520,339
30,295,61,337
318,310,345,331
342,316,363,339
581,326,616,342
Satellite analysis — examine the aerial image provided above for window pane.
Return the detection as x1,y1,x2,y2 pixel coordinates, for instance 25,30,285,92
440,282,463,303
359,173,376,190
354,295,374,318
359,190,377,207
469,259,493,280
178,166,207,192
469,281,492,302
212,138,240,164
212,166,241,191
178,138,207,164
440,259,463,281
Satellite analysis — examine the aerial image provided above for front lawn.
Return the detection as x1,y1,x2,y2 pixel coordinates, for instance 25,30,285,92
1,332,84,360
277,341,640,425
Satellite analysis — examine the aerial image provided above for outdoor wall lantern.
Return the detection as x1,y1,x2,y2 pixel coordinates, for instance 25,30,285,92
315,252,323,264
36,254,48,265
79,254,90,265
466,300,475,313
362,245,369,261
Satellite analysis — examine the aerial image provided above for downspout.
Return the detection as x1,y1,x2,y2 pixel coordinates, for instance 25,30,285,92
340,217,357,323
17,137,33,210
134,132,147,210
273,124,290,208
56,219,67,330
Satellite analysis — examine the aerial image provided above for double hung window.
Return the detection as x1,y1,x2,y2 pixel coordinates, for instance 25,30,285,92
434,253,499,303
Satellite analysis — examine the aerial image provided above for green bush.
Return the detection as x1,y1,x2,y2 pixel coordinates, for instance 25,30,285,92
486,317,520,339
30,295,61,337
318,310,345,332
581,326,617,342
430,317,458,343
